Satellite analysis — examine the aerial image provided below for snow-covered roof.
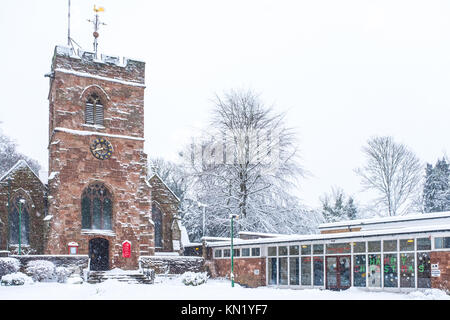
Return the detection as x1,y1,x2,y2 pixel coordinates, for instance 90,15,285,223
0,159,46,187
238,231,290,238
206,223,450,248
319,211,450,230
148,173,180,202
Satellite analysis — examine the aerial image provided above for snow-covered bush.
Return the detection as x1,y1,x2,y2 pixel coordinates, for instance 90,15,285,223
0,258,21,278
181,272,209,286
67,275,84,285
25,260,55,282
1,272,33,286
55,266,70,283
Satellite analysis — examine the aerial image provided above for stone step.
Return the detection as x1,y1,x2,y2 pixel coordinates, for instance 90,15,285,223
87,271,153,284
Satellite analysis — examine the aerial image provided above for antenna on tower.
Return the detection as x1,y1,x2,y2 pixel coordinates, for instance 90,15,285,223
88,5,106,59
67,0,83,56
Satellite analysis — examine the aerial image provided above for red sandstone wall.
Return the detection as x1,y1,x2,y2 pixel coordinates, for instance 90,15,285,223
431,251,450,292
149,175,180,253
45,48,153,270
213,258,266,288
0,166,47,254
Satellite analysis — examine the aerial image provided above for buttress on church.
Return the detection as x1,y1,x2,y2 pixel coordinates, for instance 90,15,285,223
0,46,184,271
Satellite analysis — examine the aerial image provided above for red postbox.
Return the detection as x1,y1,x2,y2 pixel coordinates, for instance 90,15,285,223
68,242,79,255
122,240,131,258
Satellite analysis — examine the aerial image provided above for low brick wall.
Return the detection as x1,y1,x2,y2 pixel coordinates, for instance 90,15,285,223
431,251,450,292
139,256,204,274
11,254,89,272
213,258,266,288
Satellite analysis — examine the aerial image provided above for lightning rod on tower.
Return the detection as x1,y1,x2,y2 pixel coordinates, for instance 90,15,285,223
88,5,106,59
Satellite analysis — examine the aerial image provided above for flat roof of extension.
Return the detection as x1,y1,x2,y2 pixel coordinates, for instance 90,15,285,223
318,211,450,230
206,222,450,248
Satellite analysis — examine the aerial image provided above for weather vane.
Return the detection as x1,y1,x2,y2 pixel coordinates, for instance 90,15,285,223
88,5,106,59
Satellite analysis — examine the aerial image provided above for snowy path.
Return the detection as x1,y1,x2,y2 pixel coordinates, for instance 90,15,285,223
0,276,448,300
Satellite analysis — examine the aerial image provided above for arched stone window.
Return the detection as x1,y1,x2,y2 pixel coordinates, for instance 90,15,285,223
81,183,112,230
9,196,30,245
152,203,163,248
85,93,104,126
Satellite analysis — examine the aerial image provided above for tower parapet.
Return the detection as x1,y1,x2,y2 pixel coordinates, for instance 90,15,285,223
51,46,145,86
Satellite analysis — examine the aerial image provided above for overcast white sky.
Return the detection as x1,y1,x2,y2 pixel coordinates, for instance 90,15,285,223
0,0,449,210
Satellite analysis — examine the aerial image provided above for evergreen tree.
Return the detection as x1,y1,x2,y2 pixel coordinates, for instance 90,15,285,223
423,158,450,213
320,188,358,222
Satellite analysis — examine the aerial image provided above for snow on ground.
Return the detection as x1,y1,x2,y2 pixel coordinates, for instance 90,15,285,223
0,275,448,300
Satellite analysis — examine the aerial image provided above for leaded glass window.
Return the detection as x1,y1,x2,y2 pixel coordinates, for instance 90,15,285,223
81,183,113,230
9,197,30,245
152,203,163,248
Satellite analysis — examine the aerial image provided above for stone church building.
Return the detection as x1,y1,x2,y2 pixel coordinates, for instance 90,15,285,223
0,46,182,271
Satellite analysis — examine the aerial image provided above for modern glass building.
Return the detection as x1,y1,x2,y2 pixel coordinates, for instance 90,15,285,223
207,212,450,291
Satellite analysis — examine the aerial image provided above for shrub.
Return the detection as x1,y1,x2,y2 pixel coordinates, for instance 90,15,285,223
55,266,70,283
1,272,33,286
0,258,21,278
181,272,209,286
25,260,56,282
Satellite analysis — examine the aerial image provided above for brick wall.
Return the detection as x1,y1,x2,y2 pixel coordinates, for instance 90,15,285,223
213,258,266,288
431,251,450,292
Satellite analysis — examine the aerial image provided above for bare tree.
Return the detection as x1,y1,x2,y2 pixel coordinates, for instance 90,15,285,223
179,89,308,238
355,136,422,216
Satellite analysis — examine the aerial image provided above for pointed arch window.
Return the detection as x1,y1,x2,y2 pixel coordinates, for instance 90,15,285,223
81,183,112,230
152,203,163,248
85,93,104,126
9,196,30,245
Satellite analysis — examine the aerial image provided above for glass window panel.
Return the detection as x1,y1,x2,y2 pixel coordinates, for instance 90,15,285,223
81,196,90,229
400,253,415,288
326,243,351,254
326,257,338,288
368,254,381,287
268,247,277,256
399,239,414,251
92,198,102,229
339,256,351,287
313,256,324,286
383,240,397,252
241,248,250,257
289,257,299,285
251,248,260,256
353,242,366,253
435,237,450,249
233,249,240,257
301,245,311,255
278,258,288,285
268,257,277,285
289,245,299,255
313,244,324,255
417,238,431,251
368,241,381,252
353,255,367,287
214,250,222,258
301,257,312,285
103,198,112,230
417,252,431,288
223,249,230,257
383,253,398,287
278,246,288,256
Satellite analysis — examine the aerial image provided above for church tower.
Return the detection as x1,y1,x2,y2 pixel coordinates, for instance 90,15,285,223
45,46,154,270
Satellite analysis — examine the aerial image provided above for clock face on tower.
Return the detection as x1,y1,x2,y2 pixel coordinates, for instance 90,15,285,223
90,138,113,160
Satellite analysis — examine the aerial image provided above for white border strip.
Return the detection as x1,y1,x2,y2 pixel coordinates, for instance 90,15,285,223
54,68,146,88
54,127,145,141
